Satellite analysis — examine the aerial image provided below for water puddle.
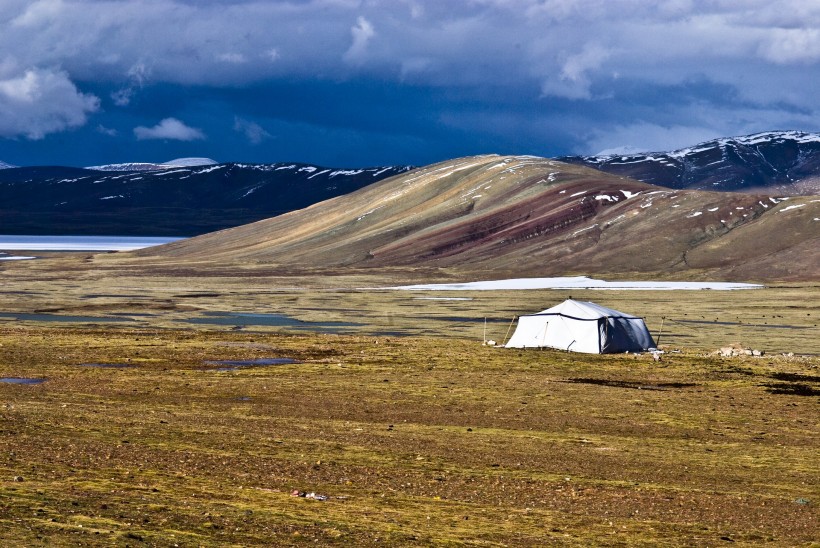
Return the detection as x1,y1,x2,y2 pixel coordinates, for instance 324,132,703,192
1,377,46,385
0,312,135,324
78,363,136,368
205,358,299,371
182,312,359,332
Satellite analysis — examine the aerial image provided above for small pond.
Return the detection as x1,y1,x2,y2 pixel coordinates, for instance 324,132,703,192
78,363,136,368
0,312,136,324
205,357,299,372
182,312,359,332
1,377,46,385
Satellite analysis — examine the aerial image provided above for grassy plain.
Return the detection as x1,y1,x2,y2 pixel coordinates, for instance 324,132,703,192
0,254,818,545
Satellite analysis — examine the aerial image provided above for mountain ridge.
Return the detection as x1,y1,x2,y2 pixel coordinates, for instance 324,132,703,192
0,161,413,236
560,130,820,194
126,155,820,281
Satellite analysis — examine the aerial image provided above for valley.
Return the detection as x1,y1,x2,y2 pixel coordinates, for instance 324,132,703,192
1,135,818,546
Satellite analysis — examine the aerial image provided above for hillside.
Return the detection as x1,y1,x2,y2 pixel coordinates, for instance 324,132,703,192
130,155,820,281
0,162,412,236
560,131,820,194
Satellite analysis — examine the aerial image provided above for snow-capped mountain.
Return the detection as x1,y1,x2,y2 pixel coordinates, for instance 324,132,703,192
0,160,16,169
0,161,413,236
133,155,820,282
86,157,218,171
560,131,820,194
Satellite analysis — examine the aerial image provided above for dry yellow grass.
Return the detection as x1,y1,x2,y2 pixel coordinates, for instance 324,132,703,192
0,253,818,545
1,326,818,546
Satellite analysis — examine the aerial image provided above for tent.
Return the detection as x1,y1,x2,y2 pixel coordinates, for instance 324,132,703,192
504,299,656,354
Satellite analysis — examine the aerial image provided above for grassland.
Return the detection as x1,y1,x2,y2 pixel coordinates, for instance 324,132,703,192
0,255,818,545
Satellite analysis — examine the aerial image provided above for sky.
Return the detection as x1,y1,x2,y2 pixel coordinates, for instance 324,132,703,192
2,0,820,168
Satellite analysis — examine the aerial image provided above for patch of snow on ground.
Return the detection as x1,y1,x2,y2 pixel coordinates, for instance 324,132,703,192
686,211,702,218
308,169,330,179
100,195,124,200
241,186,261,198
152,169,189,176
356,206,383,221
707,207,719,212
275,164,297,170
570,191,586,197
572,224,598,236
386,276,762,291
194,165,224,175
371,167,392,177
779,204,805,212
595,195,617,202
620,190,640,199
0,254,35,261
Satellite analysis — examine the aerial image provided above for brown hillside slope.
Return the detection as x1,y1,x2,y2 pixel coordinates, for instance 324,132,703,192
129,155,820,281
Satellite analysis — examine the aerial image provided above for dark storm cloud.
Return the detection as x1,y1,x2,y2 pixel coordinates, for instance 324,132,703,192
2,0,820,165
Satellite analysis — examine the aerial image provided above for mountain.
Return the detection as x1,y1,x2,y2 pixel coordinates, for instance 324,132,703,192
128,155,820,281
0,160,16,169
0,162,413,236
559,131,820,195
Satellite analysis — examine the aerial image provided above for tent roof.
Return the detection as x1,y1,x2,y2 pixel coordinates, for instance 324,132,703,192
528,299,641,320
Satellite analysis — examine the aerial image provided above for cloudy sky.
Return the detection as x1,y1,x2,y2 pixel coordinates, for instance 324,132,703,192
2,0,820,168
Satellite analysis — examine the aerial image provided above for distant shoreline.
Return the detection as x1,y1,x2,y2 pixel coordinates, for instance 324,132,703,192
0,235,183,252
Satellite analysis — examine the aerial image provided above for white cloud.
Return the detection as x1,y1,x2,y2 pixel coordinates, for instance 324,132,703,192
96,124,118,137
233,117,271,144
0,67,99,139
2,0,820,154
11,0,65,28
759,28,820,64
111,87,134,106
134,118,205,141
343,16,375,65
541,44,611,99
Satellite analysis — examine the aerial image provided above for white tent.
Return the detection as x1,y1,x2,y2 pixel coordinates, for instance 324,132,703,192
505,299,656,354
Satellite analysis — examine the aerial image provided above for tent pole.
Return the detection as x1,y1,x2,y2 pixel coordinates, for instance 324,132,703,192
501,316,516,346
656,316,666,347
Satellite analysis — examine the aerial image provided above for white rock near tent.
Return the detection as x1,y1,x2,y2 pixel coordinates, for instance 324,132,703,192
504,299,656,354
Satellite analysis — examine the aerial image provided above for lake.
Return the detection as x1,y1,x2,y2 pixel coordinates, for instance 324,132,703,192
0,235,183,252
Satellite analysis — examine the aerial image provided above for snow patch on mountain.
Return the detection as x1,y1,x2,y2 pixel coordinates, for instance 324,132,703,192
0,160,17,169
